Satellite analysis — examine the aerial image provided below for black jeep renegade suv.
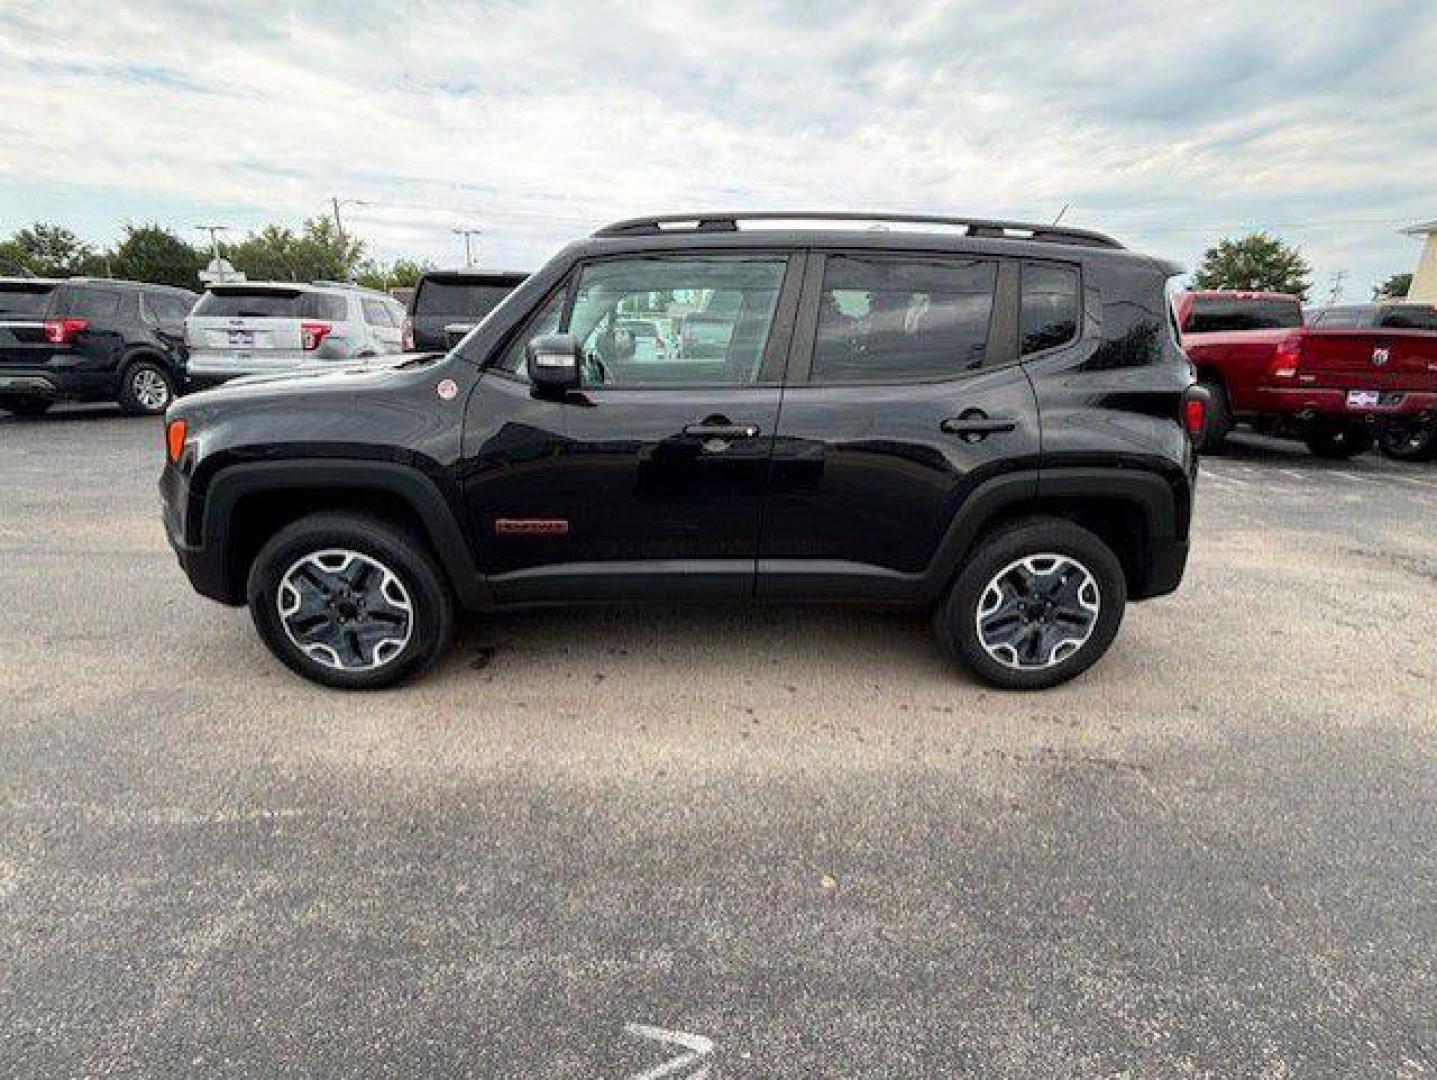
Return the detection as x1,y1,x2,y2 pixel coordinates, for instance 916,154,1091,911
161,212,1200,691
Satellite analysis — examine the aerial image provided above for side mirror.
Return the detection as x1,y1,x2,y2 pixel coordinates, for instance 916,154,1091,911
526,333,581,394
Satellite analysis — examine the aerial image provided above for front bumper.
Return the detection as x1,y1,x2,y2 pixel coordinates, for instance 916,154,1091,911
160,463,239,605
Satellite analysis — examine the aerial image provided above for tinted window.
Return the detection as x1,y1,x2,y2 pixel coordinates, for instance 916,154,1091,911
1376,305,1437,331
193,289,346,320
497,287,566,377
0,284,58,318
362,299,394,326
60,287,122,320
812,255,996,382
1020,262,1080,354
567,256,786,386
147,294,193,324
1186,297,1303,332
416,280,515,319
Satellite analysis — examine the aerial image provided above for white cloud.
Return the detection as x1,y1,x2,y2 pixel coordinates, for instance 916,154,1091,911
1,0,1433,296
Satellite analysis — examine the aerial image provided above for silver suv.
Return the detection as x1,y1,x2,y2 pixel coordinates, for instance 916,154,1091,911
185,281,406,389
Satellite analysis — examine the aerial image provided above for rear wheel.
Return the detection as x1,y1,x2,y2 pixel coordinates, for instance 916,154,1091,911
1377,419,1437,462
0,395,53,417
936,519,1127,691
1304,423,1374,460
1197,378,1233,452
247,512,454,690
118,360,175,416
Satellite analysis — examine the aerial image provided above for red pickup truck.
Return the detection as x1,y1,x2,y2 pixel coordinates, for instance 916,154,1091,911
1176,291,1437,460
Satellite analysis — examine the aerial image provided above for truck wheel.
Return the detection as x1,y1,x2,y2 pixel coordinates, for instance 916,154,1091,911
1197,379,1233,452
118,360,175,416
0,395,54,417
1377,420,1437,463
246,512,454,690
1304,424,1375,460
935,519,1127,691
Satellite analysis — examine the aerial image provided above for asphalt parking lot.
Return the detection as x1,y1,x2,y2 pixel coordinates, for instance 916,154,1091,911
2,407,1434,1078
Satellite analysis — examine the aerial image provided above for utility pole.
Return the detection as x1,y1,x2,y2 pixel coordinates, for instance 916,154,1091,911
332,197,346,244
452,225,482,267
194,224,230,260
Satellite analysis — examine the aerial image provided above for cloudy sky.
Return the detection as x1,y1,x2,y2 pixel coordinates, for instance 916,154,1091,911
2,0,1433,297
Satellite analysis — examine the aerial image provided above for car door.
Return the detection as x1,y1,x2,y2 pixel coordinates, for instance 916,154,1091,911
461,250,803,603
759,250,1041,600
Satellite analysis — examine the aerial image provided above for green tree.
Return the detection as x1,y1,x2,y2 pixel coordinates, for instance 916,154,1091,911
109,223,206,289
5,222,93,277
0,238,34,275
1373,272,1412,301
1192,232,1312,300
228,217,366,282
354,257,428,292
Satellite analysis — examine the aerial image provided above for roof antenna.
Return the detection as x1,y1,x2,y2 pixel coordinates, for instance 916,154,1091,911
1053,203,1070,225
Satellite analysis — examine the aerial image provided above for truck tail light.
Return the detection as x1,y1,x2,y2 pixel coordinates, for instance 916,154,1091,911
401,314,415,351
1269,332,1304,378
166,418,188,464
43,318,89,345
301,322,333,351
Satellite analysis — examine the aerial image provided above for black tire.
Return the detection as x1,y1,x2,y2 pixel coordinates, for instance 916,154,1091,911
935,519,1127,691
1377,420,1437,463
0,395,54,417
1304,424,1375,460
246,512,454,690
1198,378,1233,452
118,359,175,416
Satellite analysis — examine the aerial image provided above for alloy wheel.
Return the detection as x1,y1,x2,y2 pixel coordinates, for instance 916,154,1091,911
975,553,1101,671
131,367,171,412
277,549,413,672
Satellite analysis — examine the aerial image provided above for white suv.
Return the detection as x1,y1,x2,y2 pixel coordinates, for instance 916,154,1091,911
185,281,406,389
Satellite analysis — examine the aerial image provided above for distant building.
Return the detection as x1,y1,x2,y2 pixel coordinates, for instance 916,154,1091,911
1403,220,1437,301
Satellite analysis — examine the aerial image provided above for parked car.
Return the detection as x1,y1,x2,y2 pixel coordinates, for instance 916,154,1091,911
162,211,1201,691
403,270,528,351
185,281,406,390
0,277,196,416
1176,291,1437,459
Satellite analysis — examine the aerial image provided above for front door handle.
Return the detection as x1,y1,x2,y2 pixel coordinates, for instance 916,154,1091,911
682,423,761,439
941,413,1017,442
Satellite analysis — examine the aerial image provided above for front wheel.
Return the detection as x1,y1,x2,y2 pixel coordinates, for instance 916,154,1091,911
1378,420,1437,462
119,360,176,416
1304,423,1374,460
246,513,455,689
0,395,54,417
936,519,1127,691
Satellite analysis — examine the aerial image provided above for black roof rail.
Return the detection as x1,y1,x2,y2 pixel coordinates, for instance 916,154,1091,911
593,211,1125,249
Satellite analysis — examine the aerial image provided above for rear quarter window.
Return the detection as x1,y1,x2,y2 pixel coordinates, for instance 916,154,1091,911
58,287,124,320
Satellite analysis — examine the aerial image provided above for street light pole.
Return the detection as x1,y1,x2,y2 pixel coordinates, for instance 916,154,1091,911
452,226,482,267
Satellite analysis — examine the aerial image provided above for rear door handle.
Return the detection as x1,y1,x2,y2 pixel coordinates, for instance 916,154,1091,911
941,414,1017,440
682,423,761,439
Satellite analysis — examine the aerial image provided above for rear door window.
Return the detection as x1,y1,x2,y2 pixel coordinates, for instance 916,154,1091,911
1020,262,1080,355
1187,297,1303,332
362,299,394,326
0,284,58,318
811,254,997,382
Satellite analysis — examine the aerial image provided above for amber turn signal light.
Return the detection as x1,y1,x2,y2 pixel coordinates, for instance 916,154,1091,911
166,419,188,464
